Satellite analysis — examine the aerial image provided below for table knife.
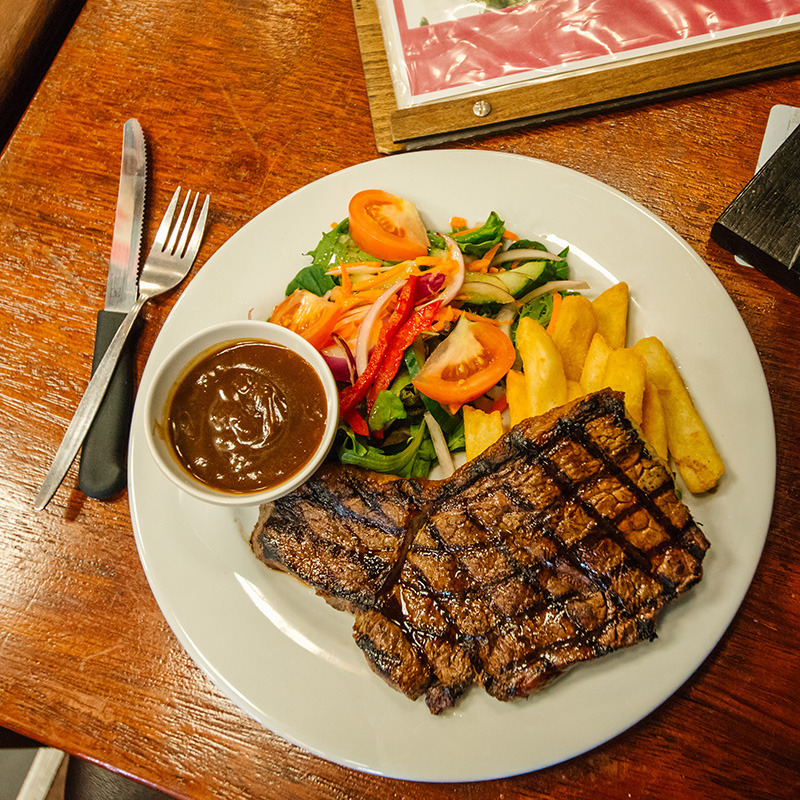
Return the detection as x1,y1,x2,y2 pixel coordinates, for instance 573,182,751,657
77,118,147,499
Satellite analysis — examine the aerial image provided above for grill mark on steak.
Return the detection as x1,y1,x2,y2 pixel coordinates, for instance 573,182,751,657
250,390,709,713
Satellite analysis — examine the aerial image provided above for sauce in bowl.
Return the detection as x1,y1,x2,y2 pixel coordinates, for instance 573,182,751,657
166,338,328,494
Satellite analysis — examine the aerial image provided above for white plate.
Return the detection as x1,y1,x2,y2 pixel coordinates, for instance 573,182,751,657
129,150,775,782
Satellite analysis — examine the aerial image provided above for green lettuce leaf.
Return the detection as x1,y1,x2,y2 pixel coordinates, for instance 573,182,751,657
452,211,505,258
284,265,335,297
518,294,554,327
337,421,430,475
368,390,407,432
286,219,375,296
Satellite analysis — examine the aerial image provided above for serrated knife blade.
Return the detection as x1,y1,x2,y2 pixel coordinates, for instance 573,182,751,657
77,118,147,499
105,120,147,310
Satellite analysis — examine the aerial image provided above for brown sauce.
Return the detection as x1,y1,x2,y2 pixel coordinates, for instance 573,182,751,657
166,338,327,494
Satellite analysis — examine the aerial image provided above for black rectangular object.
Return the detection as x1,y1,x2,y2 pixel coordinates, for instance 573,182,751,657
711,123,800,295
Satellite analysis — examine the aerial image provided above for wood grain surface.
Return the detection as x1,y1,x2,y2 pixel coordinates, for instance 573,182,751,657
0,0,798,798
0,0,85,145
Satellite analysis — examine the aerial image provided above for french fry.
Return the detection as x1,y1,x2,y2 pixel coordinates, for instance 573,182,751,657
516,317,567,416
580,332,613,392
592,282,629,349
633,336,725,493
506,369,531,426
566,380,585,402
463,405,504,461
602,347,647,424
641,380,669,462
549,294,597,382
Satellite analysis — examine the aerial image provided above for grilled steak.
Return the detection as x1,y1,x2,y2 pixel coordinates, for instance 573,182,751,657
251,390,709,713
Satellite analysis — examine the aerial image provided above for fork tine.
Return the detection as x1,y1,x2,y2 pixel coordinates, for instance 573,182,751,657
174,192,199,257
182,194,210,263
153,186,181,249
166,190,192,255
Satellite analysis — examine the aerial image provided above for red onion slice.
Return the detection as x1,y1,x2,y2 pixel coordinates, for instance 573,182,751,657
490,248,565,266
418,270,445,298
331,332,356,384
436,235,466,307
495,301,517,338
354,280,405,375
424,412,454,478
517,280,590,305
322,352,353,383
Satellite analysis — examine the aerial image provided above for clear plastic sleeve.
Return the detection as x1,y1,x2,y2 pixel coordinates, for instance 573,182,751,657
376,0,800,108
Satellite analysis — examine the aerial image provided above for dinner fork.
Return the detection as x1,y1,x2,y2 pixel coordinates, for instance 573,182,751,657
35,187,211,510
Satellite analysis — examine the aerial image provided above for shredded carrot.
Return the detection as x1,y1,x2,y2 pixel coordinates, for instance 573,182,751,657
450,216,467,230
452,224,482,237
332,316,362,342
350,262,411,291
486,242,503,260
326,260,382,274
431,304,461,331
415,255,444,268
463,311,503,325
331,285,385,306
438,257,459,275
348,287,388,304
339,304,369,320
339,261,352,297
546,292,563,335
430,307,506,332
503,230,519,241
332,304,370,340
336,306,369,326
467,242,503,273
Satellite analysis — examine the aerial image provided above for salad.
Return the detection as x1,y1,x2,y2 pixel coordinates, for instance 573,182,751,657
268,189,588,478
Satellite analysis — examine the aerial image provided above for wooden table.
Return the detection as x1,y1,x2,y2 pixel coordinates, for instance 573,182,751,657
1,0,798,797
0,0,84,146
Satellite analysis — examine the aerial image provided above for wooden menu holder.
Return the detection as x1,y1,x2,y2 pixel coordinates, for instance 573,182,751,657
351,0,800,154
712,124,800,296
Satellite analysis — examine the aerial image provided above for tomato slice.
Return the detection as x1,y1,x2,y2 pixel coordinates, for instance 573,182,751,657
270,289,341,349
348,189,429,262
412,316,516,406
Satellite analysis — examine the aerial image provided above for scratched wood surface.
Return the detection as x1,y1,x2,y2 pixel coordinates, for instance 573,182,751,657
0,0,798,798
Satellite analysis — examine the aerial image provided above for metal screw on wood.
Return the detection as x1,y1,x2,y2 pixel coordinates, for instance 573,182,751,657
472,100,492,118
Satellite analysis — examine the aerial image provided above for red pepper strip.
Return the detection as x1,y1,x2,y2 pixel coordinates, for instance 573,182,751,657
338,275,419,418
489,394,508,414
344,410,369,437
366,300,442,411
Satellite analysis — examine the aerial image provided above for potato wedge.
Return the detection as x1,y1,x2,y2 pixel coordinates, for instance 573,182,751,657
516,317,567,416
592,282,629,349
549,295,597,381
602,347,647,424
633,336,724,493
580,332,613,393
463,405,504,461
641,380,669,462
506,369,530,427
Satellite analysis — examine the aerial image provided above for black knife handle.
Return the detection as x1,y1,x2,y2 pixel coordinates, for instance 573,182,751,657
78,309,137,499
